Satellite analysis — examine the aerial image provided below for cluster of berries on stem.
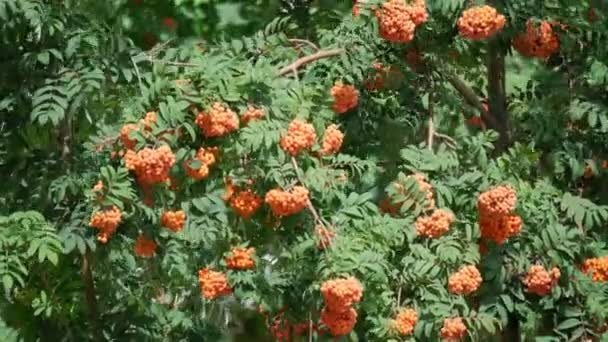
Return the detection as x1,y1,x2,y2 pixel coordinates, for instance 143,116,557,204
320,277,363,336
89,206,122,243
124,145,176,185
523,265,560,296
195,102,239,137
391,308,417,336
161,210,186,232
240,105,265,125
457,5,506,40
198,268,232,300
319,124,344,156
134,234,157,257
416,209,455,238
184,147,218,180
582,256,608,282
225,247,255,270
280,120,317,156
376,0,427,43
448,265,482,295
330,82,359,114
478,185,522,245
440,317,467,341
512,19,560,59
265,186,310,216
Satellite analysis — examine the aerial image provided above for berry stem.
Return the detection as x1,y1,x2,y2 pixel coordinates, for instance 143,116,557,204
290,157,324,227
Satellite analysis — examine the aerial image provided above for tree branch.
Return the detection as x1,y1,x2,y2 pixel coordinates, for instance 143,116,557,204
445,73,500,130
278,48,345,76
290,157,325,227
82,249,101,341
427,89,435,151
288,38,319,52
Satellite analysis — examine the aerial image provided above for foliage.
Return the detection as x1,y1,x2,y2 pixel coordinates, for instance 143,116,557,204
1,0,608,341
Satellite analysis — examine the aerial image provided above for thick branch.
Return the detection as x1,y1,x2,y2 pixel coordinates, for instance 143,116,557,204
445,73,499,130
82,249,101,341
487,37,511,151
278,48,345,76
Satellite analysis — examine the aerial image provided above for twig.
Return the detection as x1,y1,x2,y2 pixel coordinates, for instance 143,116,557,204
290,157,324,227
288,38,320,52
147,58,202,68
278,48,345,76
434,132,457,149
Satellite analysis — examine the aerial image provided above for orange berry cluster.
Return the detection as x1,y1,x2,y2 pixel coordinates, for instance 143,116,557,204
352,0,361,17
440,317,467,341
119,111,158,149
269,317,324,342
391,308,417,336
124,145,176,184
195,102,239,137
523,265,560,296
134,234,157,257
376,0,427,43
225,247,255,270
478,185,522,245
184,147,218,180
316,225,336,250
280,120,317,156
457,5,506,40
448,265,482,295
320,124,344,155
416,209,455,238
89,206,122,243
320,277,363,336
330,82,359,114
364,63,403,91
241,105,265,125
512,20,560,59
230,190,263,219
161,210,186,232
265,186,310,216
120,123,139,150
198,268,232,300
581,257,608,282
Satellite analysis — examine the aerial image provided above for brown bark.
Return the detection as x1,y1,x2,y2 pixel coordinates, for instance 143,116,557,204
82,249,101,340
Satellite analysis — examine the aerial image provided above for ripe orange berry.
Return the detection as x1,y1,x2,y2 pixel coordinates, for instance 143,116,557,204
376,0,427,43
265,186,310,216
440,317,467,341
184,147,218,180
89,206,122,243
581,257,608,282
416,209,455,238
230,190,263,219
523,265,560,296
195,102,239,137
140,111,157,131
225,247,255,270
280,120,317,156
448,265,482,295
512,20,560,59
134,234,157,257
120,123,139,149
124,145,176,185
198,268,232,300
241,105,265,125
330,82,359,114
457,5,506,40
321,277,363,312
161,210,186,232
321,306,358,337
316,225,336,250
391,308,417,336
478,185,521,245
320,124,344,156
